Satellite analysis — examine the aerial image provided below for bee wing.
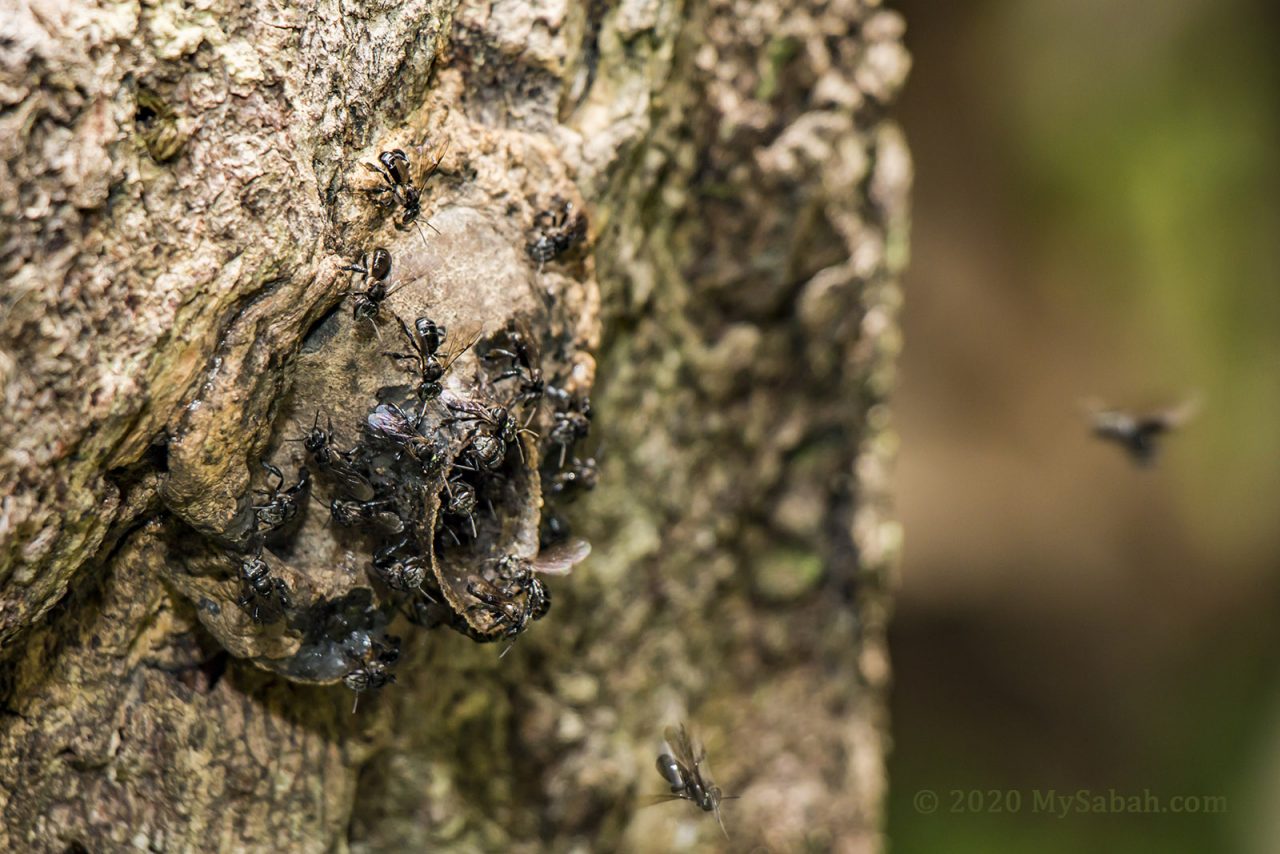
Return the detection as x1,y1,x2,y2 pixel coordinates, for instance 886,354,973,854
1154,393,1202,429
381,278,410,302
442,389,491,419
439,322,484,372
512,318,542,368
530,538,591,575
1092,412,1138,441
417,138,450,182
638,794,688,809
663,724,702,771
1078,399,1134,439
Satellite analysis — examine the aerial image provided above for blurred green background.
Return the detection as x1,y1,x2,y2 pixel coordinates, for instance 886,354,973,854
887,1,1280,851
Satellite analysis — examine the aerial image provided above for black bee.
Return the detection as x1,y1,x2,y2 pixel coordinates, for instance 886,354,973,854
385,317,481,412
654,724,737,837
372,539,428,592
362,402,424,452
526,196,587,269
363,144,447,244
252,462,310,534
340,247,403,326
442,472,478,540
236,552,292,624
462,429,505,472
547,455,598,497
446,394,535,467
466,539,590,652
361,403,447,480
1082,396,1200,466
295,412,375,501
343,635,401,713
539,511,572,548
548,404,591,469
330,497,405,535
404,589,453,630
483,321,544,407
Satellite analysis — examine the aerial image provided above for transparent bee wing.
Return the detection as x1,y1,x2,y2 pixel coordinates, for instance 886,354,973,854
663,724,701,771
638,794,688,809
530,538,591,575
1156,393,1202,429
439,322,485,373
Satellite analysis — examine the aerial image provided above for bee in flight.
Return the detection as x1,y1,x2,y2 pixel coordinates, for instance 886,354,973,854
1081,395,1200,466
652,723,737,837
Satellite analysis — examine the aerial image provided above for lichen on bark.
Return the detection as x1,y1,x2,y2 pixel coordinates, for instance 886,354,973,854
0,0,909,850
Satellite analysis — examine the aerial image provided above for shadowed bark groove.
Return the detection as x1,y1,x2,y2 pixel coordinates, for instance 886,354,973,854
0,0,909,850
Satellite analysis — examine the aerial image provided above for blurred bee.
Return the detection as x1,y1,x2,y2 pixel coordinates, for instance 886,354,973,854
546,455,598,497
653,723,737,837
1081,395,1200,466
525,196,587,270
441,470,479,541
482,320,544,408
547,399,591,469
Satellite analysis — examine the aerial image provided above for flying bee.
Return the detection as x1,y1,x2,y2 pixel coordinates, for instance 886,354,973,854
372,539,428,592
342,635,400,713
385,317,482,413
482,321,544,408
329,496,405,535
362,143,447,245
653,723,737,838
252,461,309,535
291,411,375,501
1081,395,1200,466
235,551,292,624
526,195,587,270
340,247,404,330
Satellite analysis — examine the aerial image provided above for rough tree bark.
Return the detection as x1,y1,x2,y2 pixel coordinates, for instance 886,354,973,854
0,0,909,851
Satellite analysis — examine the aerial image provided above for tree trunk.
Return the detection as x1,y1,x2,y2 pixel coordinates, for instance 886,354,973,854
0,0,909,850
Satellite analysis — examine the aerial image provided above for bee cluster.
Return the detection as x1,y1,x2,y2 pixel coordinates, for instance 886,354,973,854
218,145,596,707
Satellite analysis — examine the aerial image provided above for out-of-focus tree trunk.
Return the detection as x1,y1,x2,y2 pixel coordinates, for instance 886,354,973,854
0,0,909,850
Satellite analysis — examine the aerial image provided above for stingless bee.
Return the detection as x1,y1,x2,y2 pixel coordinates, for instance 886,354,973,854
252,461,309,535
362,143,447,245
1081,395,1200,466
653,723,738,837
235,551,292,625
